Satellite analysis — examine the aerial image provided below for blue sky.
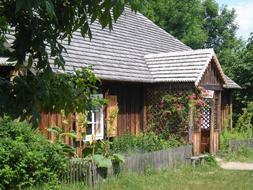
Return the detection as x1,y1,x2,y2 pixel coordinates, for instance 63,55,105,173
217,0,253,40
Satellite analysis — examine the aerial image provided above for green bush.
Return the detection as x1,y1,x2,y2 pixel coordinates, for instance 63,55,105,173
111,132,184,154
220,103,253,154
0,117,68,189
235,102,253,137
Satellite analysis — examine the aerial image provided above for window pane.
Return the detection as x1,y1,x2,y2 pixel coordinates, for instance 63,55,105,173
94,111,101,135
87,111,92,122
86,123,92,135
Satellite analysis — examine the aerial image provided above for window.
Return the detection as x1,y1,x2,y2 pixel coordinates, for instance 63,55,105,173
84,94,104,142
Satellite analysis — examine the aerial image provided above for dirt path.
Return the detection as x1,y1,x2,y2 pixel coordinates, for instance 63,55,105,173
216,157,253,170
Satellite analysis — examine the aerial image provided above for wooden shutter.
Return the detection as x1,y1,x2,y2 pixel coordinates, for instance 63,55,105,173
75,113,86,141
106,95,118,137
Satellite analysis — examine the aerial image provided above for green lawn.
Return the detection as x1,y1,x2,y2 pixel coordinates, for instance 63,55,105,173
36,166,253,190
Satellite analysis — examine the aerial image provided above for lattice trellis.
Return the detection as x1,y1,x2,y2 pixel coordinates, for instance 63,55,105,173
146,85,192,125
200,99,211,129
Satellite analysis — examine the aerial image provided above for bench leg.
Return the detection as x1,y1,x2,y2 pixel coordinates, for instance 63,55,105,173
192,160,196,168
200,158,205,166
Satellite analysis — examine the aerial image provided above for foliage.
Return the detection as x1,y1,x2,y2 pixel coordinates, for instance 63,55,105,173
0,68,104,126
231,37,253,118
82,138,125,169
0,117,68,189
204,154,218,167
111,132,184,154
47,125,78,157
235,102,253,136
222,146,253,163
0,0,143,71
220,103,253,158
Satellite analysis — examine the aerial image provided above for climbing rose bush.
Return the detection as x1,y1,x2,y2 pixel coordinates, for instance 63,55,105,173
150,87,207,141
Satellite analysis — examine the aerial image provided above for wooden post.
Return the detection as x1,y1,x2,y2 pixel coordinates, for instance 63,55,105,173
229,92,233,129
188,106,194,143
210,98,215,154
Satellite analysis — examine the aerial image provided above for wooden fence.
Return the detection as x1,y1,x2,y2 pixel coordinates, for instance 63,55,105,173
228,139,253,151
61,145,192,187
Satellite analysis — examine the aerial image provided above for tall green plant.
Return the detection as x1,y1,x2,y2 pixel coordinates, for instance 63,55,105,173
0,117,68,189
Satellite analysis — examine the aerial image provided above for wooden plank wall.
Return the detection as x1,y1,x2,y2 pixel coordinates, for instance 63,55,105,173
39,113,75,149
192,132,201,155
221,90,233,130
199,59,224,88
102,82,144,136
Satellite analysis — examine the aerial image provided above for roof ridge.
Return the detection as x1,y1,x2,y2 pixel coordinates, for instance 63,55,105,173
145,49,214,59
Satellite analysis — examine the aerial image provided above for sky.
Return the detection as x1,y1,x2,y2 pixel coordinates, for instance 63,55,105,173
217,0,253,40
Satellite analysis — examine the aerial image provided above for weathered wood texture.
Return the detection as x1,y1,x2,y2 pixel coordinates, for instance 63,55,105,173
192,132,201,155
105,95,118,137
61,145,192,186
228,139,253,151
123,145,192,173
102,82,145,136
39,113,85,157
221,90,233,130
39,113,73,145
199,60,223,90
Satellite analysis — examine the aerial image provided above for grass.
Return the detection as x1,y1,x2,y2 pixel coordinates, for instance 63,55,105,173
222,146,253,163
33,165,253,190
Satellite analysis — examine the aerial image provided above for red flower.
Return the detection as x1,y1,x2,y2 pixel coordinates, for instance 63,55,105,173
177,105,182,112
159,100,164,108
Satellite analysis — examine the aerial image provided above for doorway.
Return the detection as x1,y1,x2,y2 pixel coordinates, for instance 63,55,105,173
200,98,212,153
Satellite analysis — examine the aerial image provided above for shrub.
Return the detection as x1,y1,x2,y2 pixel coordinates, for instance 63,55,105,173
220,102,253,153
0,117,68,189
235,102,253,138
111,132,184,154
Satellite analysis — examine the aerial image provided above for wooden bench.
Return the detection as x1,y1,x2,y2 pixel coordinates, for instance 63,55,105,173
186,154,208,167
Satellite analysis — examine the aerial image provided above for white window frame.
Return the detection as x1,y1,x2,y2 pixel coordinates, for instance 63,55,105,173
83,94,104,142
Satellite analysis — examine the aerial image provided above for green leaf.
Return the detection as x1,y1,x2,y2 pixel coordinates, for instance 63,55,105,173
112,153,125,163
93,154,112,168
60,132,77,139
47,126,62,134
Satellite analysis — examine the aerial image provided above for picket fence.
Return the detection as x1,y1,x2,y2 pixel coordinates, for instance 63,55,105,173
61,145,192,187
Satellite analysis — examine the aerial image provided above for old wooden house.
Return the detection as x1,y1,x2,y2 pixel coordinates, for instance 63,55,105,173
1,8,240,156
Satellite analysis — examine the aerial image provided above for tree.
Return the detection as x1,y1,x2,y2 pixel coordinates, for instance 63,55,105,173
231,33,253,115
0,0,142,71
141,0,207,49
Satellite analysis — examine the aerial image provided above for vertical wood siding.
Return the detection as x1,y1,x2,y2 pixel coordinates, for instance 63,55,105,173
102,82,144,136
221,90,233,130
39,113,75,148
199,59,224,87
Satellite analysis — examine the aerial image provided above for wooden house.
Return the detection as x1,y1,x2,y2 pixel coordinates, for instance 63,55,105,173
1,8,240,156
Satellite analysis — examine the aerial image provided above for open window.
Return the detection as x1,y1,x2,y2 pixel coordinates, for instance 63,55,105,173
84,94,104,142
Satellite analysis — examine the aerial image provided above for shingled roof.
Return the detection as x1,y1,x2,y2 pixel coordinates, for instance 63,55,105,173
53,7,191,82
224,75,241,89
145,49,226,85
